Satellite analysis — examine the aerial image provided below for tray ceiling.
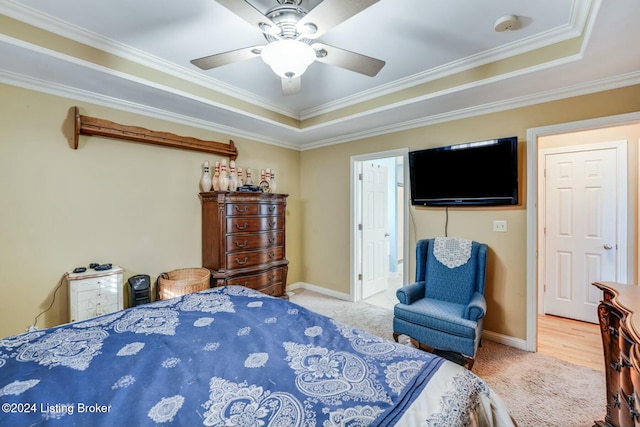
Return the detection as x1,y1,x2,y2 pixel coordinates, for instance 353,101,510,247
1,0,639,149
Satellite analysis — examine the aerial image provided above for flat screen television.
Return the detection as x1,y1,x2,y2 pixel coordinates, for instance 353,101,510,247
409,137,518,206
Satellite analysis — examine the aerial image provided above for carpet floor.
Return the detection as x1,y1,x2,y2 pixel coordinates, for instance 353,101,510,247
289,288,606,427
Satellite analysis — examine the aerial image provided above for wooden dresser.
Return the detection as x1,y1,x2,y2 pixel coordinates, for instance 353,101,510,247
200,191,288,298
593,281,640,427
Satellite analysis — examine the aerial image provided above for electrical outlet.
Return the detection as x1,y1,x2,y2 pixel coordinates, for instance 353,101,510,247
493,220,507,232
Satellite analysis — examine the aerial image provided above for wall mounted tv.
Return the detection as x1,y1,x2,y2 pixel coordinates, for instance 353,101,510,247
409,137,518,207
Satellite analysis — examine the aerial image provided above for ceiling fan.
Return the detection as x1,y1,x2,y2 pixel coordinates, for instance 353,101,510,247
191,0,385,95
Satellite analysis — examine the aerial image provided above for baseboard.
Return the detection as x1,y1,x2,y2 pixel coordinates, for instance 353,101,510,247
287,282,352,301
482,329,528,351
288,281,530,352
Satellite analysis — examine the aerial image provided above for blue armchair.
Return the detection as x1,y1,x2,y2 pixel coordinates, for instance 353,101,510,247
393,238,488,369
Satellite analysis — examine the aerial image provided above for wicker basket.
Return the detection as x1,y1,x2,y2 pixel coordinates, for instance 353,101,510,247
157,268,210,300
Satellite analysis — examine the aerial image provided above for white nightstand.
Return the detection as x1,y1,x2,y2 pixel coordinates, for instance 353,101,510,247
67,266,124,322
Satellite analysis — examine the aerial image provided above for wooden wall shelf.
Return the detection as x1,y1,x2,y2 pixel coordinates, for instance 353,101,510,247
66,106,238,159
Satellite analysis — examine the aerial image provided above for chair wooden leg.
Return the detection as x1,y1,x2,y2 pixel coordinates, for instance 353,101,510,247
393,334,475,369
414,340,435,353
465,356,475,370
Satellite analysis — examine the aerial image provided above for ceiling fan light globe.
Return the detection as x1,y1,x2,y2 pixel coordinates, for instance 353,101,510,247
261,40,316,79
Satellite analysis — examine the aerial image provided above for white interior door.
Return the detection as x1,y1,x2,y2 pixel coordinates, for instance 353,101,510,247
543,143,626,323
362,162,389,299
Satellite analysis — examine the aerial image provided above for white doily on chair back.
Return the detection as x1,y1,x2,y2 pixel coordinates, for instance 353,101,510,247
433,237,473,268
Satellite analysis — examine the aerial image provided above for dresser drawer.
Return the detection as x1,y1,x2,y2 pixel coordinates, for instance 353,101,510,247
226,247,284,269
227,278,284,298
226,268,285,290
226,231,283,252
258,203,284,216
227,216,284,234
226,202,285,217
73,275,119,289
73,283,119,305
226,203,260,216
258,282,285,297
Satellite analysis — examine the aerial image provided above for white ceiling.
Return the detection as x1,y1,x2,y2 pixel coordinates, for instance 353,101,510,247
1,0,639,150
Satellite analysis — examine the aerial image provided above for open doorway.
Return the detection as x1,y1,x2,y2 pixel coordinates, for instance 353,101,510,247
525,112,640,352
350,149,409,307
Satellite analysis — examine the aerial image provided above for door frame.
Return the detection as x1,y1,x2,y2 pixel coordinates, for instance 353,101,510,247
350,148,409,302
537,140,628,321
525,111,640,352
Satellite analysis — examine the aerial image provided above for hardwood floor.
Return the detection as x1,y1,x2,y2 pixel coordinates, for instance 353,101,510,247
537,314,604,371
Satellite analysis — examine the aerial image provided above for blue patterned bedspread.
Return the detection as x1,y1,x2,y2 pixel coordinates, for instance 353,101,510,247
0,286,446,426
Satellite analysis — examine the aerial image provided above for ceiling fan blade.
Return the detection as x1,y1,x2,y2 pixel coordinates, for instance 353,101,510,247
215,0,278,36
191,46,262,70
281,76,301,96
312,43,385,77
297,0,380,39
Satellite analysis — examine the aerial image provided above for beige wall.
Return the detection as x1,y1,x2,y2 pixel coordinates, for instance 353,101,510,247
299,85,640,341
2,81,640,342
0,83,301,337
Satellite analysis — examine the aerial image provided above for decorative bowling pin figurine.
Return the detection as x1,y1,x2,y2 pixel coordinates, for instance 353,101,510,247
212,161,220,191
200,160,212,192
229,160,238,192
245,168,253,185
265,169,272,191
269,169,277,193
237,167,244,187
219,159,229,191
259,169,270,192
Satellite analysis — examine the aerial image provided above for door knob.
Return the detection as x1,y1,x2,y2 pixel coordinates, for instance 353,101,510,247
604,244,613,250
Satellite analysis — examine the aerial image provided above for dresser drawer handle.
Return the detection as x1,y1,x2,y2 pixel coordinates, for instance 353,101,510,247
267,274,275,283
234,206,249,213
235,257,249,265
268,252,275,260
613,391,621,408
234,240,248,248
268,237,276,245
268,205,277,212
235,223,249,230
268,221,277,228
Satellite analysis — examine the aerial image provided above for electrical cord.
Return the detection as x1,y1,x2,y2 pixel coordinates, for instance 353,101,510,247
409,198,417,246
444,206,449,237
30,274,65,331
408,200,450,241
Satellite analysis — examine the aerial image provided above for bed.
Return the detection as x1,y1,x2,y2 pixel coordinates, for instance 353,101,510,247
0,286,515,426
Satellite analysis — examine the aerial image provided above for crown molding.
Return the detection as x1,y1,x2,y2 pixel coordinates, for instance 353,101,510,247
0,67,301,151
1,0,597,124
2,0,630,153
298,70,640,151
300,0,597,119
0,0,301,120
